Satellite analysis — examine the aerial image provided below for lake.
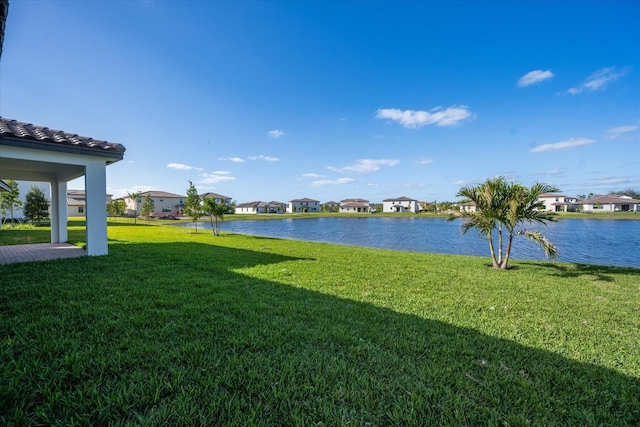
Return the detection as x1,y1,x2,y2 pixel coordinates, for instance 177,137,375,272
175,217,640,268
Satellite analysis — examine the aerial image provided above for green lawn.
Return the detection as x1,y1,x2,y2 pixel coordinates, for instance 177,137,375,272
1,222,639,425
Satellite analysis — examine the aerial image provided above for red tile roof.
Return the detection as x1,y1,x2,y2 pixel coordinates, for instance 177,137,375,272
0,117,126,155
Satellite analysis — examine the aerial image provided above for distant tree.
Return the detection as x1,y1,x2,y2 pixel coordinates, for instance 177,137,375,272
448,176,559,270
438,201,455,213
203,198,227,236
0,180,22,226
183,181,202,233
127,191,142,224
107,199,126,219
140,194,155,221
23,185,50,224
577,192,594,200
613,188,640,199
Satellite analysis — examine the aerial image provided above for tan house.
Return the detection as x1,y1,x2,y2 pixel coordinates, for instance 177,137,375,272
339,198,371,213
124,191,185,218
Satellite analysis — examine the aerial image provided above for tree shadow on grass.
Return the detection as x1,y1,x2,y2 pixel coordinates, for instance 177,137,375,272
1,242,638,425
526,261,640,282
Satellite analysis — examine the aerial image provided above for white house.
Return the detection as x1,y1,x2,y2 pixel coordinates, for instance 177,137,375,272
124,191,185,217
580,195,640,212
537,193,579,212
235,201,286,214
289,198,320,213
339,198,370,213
382,196,419,213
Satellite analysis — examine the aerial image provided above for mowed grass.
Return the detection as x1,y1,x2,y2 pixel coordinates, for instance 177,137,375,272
1,222,639,425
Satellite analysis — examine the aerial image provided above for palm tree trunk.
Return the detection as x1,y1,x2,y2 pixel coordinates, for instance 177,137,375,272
497,223,503,265
501,233,514,269
487,231,499,268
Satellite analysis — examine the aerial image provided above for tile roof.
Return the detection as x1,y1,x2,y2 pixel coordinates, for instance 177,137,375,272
200,192,231,200
0,117,126,155
341,198,369,203
290,197,320,202
383,196,417,202
139,191,185,198
581,195,640,204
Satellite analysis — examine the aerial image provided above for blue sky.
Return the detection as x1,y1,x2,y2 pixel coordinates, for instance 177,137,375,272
2,0,639,204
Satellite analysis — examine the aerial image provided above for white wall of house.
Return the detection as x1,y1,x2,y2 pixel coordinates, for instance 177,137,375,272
582,202,638,212
124,193,184,217
68,205,85,216
235,205,257,214
537,194,578,212
383,198,418,213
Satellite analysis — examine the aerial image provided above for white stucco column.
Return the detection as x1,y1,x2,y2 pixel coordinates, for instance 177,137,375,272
84,160,108,256
50,180,68,243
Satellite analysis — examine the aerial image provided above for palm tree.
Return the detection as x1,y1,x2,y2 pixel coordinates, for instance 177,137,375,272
202,198,227,236
449,177,560,269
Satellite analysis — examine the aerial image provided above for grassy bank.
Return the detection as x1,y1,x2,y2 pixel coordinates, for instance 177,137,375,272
1,223,639,425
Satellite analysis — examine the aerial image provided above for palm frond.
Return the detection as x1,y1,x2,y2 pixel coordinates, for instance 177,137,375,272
518,230,560,259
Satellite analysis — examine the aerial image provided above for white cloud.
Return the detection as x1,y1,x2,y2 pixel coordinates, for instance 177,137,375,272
605,125,638,140
518,69,554,87
218,157,245,163
112,185,155,198
585,176,638,187
249,155,279,162
199,172,236,184
544,169,563,175
302,173,324,178
268,129,284,138
414,158,434,166
567,67,629,94
330,158,400,174
530,137,596,153
167,163,203,171
311,177,355,186
375,105,472,128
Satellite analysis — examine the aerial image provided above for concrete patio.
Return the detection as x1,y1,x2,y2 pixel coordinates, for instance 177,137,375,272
0,243,86,265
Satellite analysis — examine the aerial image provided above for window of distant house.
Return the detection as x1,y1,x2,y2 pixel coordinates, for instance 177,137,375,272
555,197,559,201
78,207,84,213
162,207,171,212
159,198,164,202
137,198,141,203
